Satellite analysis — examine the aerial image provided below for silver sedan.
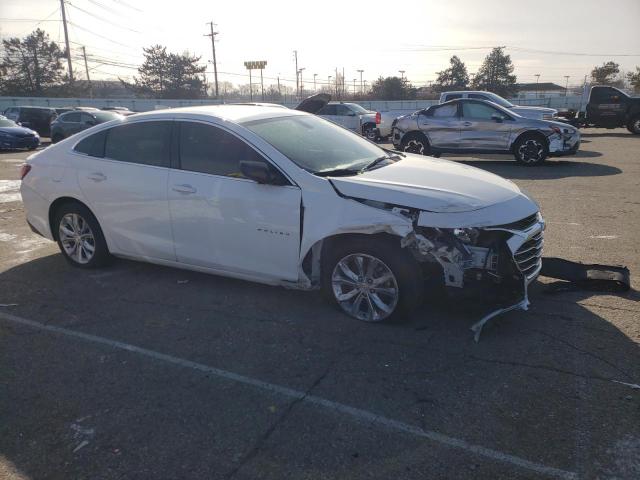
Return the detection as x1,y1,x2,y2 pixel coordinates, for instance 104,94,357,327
391,98,580,165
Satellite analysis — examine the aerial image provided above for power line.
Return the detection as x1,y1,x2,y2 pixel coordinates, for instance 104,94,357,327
66,1,142,33
66,20,132,48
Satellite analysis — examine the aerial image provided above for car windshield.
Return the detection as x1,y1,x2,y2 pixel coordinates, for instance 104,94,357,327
242,114,388,174
485,93,514,108
94,111,122,122
0,119,18,127
346,103,369,114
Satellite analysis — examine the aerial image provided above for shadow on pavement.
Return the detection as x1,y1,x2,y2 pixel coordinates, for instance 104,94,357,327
0,252,639,478
455,158,621,180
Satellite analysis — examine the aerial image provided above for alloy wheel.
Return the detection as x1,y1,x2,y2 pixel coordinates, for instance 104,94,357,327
331,253,399,322
403,139,425,155
518,139,544,163
59,213,96,264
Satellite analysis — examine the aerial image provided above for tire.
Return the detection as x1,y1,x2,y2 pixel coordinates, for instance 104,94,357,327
321,236,424,323
54,202,112,268
627,115,640,134
51,133,64,144
513,133,549,165
362,123,377,141
400,132,430,156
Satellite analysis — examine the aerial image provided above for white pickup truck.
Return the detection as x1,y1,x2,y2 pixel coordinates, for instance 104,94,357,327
440,91,558,120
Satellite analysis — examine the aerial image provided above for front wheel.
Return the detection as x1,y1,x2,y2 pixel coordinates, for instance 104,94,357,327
513,134,548,165
400,132,430,156
54,203,112,268
321,236,424,323
627,115,640,134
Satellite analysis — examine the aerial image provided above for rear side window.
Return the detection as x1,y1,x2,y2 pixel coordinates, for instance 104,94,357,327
104,121,171,167
318,105,338,115
63,112,81,122
469,93,489,101
178,122,268,178
443,94,462,101
74,130,107,157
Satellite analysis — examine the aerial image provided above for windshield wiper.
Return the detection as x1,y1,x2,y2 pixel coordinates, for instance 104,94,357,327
314,168,362,177
360,153,402,172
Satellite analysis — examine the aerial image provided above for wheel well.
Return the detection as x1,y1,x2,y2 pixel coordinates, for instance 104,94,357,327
48,197,93,241
401,130,429,144
302,232,403,283
361,122,376,133
511,130,548,152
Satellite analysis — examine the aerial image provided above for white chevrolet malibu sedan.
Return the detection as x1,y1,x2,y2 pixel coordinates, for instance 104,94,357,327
21,105,544,324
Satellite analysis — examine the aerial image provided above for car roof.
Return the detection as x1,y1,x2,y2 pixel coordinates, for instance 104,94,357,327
129,104,305,123
11,106,56,111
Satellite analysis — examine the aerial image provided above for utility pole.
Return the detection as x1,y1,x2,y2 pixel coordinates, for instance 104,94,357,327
399,70,405,82
564,75,570,96
313,73,317,91
293,50,299,99
205,22,219,98
328,75,332,94
81,46,92,98
277,75,281,97
335,67,338,97
534,74,541,99
357,69,364,95
59,0,73,82
353,78,356,97
260,68,264,101
298,68,305,97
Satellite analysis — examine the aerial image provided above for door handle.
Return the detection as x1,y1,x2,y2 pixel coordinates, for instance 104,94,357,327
462,121,472,127
87,172,106,182
172,184,197,194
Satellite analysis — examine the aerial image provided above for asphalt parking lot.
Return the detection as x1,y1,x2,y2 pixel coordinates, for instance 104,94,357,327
1,131,639,480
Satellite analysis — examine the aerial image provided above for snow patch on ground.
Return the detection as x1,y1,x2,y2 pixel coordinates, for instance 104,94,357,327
0,180,22,204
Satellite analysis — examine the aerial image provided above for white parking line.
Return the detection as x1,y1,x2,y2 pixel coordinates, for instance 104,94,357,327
0,310,577,479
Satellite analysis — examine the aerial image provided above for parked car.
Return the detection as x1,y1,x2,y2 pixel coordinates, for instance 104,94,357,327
392,98,580,165
0,116,40,150
101,106,137,116
315,101,381,140
568,85,640,134
55,106,101,115
21,105,544,323
50,110,124,143
440,91,558,121
3,106,57,137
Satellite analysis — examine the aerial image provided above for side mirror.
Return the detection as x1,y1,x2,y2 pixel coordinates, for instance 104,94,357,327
85,119,96,126
240,161,278,184
491,113,504,123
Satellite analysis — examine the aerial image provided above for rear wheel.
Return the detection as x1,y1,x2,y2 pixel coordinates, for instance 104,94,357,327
513,133,548,165
321,236,424,323
54,202,111,268
400,132,430,156
362,123,377,141
627,115,640,134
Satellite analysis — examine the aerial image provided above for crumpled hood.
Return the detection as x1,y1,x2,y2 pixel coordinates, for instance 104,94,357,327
329,154,525,213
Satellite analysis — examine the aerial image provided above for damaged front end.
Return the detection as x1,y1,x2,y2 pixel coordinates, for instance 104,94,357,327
401,211,545,340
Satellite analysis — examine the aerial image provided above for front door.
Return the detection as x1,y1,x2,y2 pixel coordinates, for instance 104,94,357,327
419,103,461,148
168,121,302,281
459,101,512,150
335,104,360,132
586,87,627,127
75,121,176,260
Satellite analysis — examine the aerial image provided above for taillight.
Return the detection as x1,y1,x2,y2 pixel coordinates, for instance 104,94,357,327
375,112,381,124
19,164,31,180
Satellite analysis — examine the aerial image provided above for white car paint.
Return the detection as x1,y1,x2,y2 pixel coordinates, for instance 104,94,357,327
21,105,543,325
439,91,558,120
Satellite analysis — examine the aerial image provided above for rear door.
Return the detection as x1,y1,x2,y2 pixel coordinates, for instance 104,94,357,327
75,121,176,260
61,112,84,137
459,101,512,150
168,121,302,281
419,103,461,148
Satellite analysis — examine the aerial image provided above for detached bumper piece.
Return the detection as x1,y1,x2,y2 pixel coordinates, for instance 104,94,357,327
540,257,630,293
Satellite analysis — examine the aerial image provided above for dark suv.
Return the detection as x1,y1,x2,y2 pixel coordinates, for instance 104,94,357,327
50,110,123,143
3,106,57,137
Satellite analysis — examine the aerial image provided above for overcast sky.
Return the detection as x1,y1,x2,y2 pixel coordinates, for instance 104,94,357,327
1,0,639,90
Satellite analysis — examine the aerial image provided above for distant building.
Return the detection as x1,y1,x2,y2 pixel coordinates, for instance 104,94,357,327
516,82,566,99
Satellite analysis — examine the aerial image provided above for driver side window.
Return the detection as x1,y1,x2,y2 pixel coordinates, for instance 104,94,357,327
178,122,285,183
462,102,505,120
